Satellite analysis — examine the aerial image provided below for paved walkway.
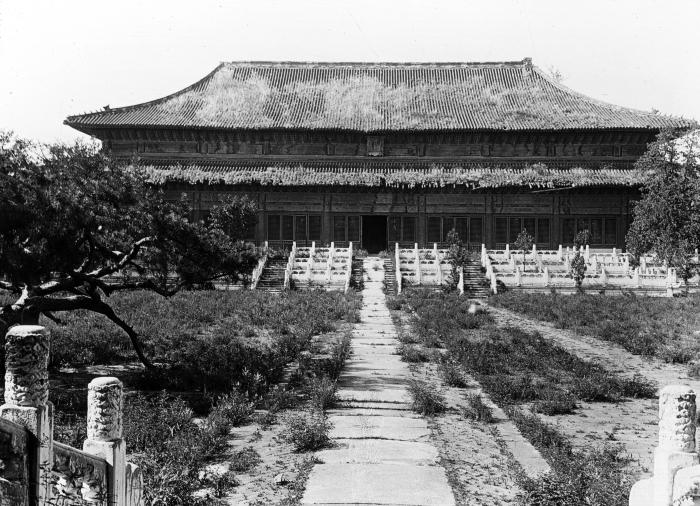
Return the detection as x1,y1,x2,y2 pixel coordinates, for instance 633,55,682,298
302,257,456,506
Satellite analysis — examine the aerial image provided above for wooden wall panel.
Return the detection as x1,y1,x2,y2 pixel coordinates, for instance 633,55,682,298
424,194,487,213
490,194,553,214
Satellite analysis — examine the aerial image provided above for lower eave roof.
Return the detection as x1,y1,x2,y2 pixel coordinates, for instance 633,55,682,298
136,160,646,189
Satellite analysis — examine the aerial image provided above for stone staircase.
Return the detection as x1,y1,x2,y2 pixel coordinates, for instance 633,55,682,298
462,261,491,299
256,257,287,292
351,258,364,290
291,246,352,291
383,257,397,295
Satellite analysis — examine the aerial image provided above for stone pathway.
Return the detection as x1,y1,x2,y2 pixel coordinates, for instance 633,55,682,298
302,258,456,506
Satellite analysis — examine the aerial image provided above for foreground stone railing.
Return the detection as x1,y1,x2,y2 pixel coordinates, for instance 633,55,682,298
630,385,700,505
0,325,143,505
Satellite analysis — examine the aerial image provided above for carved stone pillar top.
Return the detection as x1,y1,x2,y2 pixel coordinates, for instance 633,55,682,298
87,377,123,442
4,325,50,407
658,385,697,452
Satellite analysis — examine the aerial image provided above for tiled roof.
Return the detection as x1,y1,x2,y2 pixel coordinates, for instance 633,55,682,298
66,60,695,133
138,160,646,189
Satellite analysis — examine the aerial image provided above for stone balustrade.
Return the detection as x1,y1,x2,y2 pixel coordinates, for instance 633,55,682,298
0,325,144,506
630,385,700,505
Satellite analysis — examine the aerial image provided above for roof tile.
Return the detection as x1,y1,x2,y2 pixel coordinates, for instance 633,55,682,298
66,60,695,132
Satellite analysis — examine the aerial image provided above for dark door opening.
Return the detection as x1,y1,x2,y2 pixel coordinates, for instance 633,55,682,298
362,215,387,254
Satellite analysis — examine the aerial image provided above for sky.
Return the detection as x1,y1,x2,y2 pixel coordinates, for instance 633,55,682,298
1,0,698,144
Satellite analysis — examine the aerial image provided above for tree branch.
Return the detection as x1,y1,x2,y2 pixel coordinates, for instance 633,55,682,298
102,279,181,297
0,280,18,293
84,236,153,279
3,293,156,370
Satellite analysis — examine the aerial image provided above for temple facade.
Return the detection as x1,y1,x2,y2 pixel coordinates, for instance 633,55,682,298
65,59,694,252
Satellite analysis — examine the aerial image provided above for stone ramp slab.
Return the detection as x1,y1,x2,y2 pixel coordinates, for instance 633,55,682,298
301,463,455,505
329,415,430,441
315,439,439,465
336,400,413,411
327,407,421,418
337,387,410,404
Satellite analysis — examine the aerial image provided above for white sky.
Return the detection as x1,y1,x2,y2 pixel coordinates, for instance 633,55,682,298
1,0,698,143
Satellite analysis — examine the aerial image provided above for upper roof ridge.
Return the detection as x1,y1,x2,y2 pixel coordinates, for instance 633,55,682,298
219,59,532,68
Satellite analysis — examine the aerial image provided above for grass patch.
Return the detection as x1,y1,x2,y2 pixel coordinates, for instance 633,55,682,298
123,392,241,505
308,376,338,410
282,409,333,452
401,288,644,504
33,289,361,395
397,343,435,363
507,407,634,506
462,393,494,423
229,446,262,473
438,360,468,388
408,378,447,415
492,292,700,364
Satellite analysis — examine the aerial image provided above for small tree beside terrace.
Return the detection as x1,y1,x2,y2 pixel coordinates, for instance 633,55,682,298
626,130,700,287
514,229,534,271
571,229,590,292
444,229,472,292
0,132,258,368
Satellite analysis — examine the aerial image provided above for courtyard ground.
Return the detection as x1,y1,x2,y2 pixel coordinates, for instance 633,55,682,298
488,302,700,478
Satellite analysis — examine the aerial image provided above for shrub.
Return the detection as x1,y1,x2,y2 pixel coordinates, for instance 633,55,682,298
325,333,352,380
619,373,658,399
439,360,468,388
398,343,431,363
263,385,299,413
210,390,255,427
408,378,447,415
229,446,262,473
283,409,333,452
532,396,578,416
386,295,406,311
308,376,338,410
462,394,494,423
123,392,237,505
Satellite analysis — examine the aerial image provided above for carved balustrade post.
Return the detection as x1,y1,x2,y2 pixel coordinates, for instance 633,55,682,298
0,325,53,504
630,385,700,505
84,377,128,506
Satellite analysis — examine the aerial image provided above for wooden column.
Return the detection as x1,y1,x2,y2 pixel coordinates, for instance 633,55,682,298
322,192,332,246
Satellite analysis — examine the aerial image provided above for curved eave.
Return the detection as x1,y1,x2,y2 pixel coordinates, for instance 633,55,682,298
63,122,697,140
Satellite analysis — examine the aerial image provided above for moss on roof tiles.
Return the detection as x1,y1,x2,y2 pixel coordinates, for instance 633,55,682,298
66,60,695,132
137,162,647,189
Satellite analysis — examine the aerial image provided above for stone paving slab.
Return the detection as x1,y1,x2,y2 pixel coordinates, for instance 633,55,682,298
350,338,397,347
326,407,421,418
329,415,430,441
337,400,414,411
316,439,439,465
302,463,455,505
336,388,410,404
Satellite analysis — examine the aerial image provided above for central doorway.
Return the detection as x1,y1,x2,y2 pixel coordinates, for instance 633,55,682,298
362,215,387,254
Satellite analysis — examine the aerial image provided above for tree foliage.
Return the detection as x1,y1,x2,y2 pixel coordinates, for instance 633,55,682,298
626,130,700,282
444,229,475,292
514,229,535,271
0,132,258,367
573,230,591,249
